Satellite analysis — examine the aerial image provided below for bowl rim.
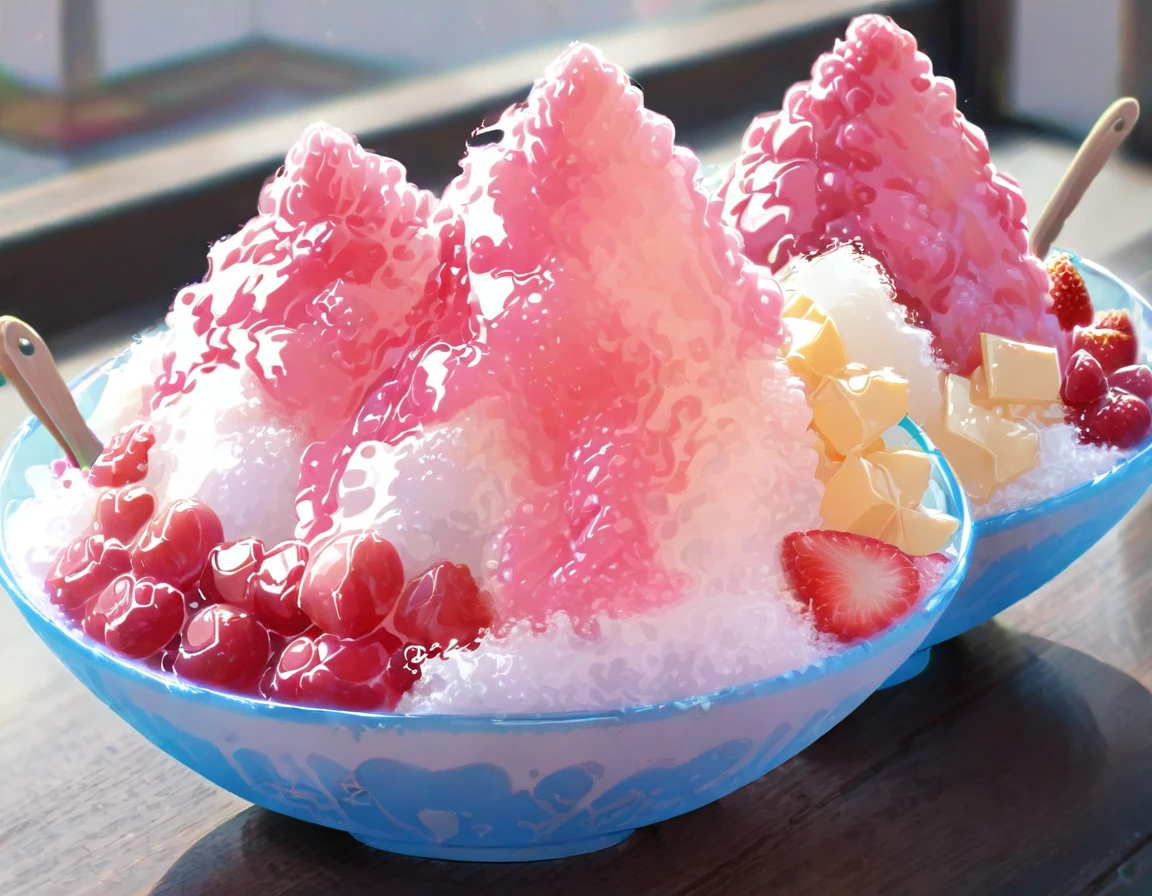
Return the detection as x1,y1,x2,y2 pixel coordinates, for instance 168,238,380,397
0,366,972,731
974,250,1152,537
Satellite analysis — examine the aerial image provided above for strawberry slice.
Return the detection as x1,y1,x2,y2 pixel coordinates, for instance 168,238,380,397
1047,253,1094,331
1072,326,1138,375
781,530,921,643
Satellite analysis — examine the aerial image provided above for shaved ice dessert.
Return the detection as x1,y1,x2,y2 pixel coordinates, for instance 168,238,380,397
3,43,960,715
719,14,1152,518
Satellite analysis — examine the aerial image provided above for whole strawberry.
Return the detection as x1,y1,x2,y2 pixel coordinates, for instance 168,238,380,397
1073,325,1138,375
1047,253,1094,331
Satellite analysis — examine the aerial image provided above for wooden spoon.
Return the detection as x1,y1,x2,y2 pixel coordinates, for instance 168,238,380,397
0,316,103,469
1029,97,1141,259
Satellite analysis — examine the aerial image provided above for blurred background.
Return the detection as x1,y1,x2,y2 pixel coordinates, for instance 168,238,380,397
0,0,1149,346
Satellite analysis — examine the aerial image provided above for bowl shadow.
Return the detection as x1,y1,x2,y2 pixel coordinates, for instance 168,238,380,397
148,632,1152,896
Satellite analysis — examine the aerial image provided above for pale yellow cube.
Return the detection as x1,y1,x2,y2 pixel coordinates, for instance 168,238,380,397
811,368,910,457
980,333,1062,405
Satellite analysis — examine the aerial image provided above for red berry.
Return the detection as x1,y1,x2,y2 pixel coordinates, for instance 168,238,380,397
199,538,265,608
781,530,921,643
1074,388,1152,449
1108,364,1152,402
174,604,271,689
1095,308,1135,336
130,499,224,588
250,540,312,636
94,486,157,544
268,624,416,711
392,561,493,654
1072,326,1139,375
46,533,131,615
1047,253,1094,330
85,574,185,659
1060,349,1108,407
298,531,404,639
88,422,156,488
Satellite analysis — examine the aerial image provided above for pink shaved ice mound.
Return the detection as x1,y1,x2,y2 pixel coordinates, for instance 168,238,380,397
298,42,820,629
153,123,443,439
719,13,1065,375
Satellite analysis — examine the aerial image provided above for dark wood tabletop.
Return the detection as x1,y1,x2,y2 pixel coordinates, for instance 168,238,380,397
4,17,1152,890
3,479,1151,895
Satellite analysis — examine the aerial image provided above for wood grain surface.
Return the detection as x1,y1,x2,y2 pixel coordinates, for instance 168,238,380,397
2,489,1151,896
4,151,1152,896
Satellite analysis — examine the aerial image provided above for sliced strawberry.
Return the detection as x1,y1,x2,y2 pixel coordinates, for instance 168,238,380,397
1094,308,1134,336
1072,326,1138,375
1073,387,1152,449
1060,349,1108,407
1047,253,1094,330
781,530,921,643
1108,364,1152,402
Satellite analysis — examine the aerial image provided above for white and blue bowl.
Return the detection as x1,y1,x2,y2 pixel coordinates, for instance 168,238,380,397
0,361,972,862
882,252,1152,687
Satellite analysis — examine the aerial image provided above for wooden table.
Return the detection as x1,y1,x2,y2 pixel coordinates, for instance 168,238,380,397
4,137,1152,895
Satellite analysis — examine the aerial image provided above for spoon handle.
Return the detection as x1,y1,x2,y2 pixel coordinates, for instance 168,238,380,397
1030,97,1141,260
0,317,103,469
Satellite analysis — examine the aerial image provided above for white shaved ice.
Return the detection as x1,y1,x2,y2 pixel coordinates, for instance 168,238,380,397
401,586,832,713
780,245,1135,519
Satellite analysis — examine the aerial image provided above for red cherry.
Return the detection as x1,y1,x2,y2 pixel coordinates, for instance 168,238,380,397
94,486,157,544
85,574,185,658
298,531,404,639
1060,349,1108,407
392,561,493,655
174,604,271,689
46,533,131,615
131,499,224,587
1108,365,1152,402
88,422,156,488
199,538,265,608
250,540,311,636
1075,388,1152,449
268,625,417,711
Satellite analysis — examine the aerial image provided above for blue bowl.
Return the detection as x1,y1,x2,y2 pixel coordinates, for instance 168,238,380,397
0,361,972,862
882,252,1152,687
